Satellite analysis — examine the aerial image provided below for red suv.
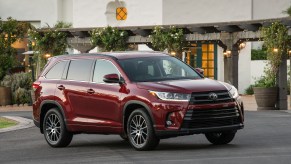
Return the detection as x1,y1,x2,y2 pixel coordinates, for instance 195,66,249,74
32,52,244,150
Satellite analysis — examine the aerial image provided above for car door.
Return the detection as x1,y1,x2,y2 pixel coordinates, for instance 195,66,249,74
86,59,122,128
56,59,94,125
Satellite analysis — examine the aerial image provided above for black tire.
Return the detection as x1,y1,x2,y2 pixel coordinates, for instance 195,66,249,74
127,108,160,151
205,131,236,145
119,133,128,141
43,108,73,147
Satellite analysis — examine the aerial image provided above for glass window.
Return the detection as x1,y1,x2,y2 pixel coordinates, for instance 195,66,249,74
93,60,119,83
45,60,68,79
116,7,127,20
119,56,201,82
67,59,94,81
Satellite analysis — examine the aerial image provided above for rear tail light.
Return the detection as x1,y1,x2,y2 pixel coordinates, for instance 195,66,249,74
32,81,41,91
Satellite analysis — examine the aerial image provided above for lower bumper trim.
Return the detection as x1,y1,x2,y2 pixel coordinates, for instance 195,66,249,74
155,124,244,139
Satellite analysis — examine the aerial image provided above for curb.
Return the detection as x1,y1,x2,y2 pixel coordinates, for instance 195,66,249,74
0,116,34,133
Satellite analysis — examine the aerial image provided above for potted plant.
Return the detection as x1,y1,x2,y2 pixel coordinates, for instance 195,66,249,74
253,72,278,110
253,22,291,110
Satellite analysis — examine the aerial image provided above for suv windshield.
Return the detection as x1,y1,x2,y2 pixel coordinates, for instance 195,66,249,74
119,56,202,82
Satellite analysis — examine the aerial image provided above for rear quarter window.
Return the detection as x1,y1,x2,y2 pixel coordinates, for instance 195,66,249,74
45,60,68,79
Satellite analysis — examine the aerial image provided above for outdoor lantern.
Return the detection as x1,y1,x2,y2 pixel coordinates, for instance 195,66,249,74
44,53,51,58
170,51,176,56
288,50,291,56
223,50,231,58
273,48,279,53
239,42,246,49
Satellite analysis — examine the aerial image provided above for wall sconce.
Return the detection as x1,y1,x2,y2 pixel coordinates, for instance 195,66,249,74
223,50,231,58
239,42,246,49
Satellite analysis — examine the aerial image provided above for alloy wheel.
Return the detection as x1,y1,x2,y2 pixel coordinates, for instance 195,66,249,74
129,115,148,147
45,113,61,143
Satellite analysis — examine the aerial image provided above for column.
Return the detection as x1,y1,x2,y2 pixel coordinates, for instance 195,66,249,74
230,45,239,89
277,53,288,110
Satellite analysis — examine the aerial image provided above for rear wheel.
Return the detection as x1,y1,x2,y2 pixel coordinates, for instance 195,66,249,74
205,131,236,145
127,109,160,151
43,108,73,147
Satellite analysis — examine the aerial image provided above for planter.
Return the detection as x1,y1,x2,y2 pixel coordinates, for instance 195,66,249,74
0,86,12,106
253,87,278,110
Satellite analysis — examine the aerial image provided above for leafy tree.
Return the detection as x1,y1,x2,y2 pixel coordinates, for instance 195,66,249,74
0,17,30,81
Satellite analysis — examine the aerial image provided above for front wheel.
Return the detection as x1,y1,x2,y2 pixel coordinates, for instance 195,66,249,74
43,108,73,147
127,109,160,151
205,131,236,145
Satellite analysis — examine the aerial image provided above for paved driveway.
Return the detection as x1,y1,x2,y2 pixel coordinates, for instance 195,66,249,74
1,111,291,164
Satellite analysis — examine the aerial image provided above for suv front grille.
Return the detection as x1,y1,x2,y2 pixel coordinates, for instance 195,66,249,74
189,90,232,105
181,107,241,129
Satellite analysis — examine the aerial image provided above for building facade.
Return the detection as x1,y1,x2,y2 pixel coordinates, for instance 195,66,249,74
1,0,290,93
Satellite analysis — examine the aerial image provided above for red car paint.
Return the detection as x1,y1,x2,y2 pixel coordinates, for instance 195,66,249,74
33,52,244,140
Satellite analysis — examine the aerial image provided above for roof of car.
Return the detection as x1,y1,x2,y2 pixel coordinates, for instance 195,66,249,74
51,51,170,60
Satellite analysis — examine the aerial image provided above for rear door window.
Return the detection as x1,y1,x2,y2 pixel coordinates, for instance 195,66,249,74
45,60,68,79
67,59,94,81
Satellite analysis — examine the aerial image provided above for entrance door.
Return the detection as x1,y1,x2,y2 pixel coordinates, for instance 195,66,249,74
185,43,217,79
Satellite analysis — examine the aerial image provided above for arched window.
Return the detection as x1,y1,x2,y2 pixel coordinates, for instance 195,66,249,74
106,1,127,25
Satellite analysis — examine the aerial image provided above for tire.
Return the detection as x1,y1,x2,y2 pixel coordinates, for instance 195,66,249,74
127,108,160,151
119,133,128,141
43,108,73,147
205,131,236,145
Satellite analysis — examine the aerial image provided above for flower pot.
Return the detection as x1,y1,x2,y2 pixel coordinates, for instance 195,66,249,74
253,87,278,110
0,86,12,106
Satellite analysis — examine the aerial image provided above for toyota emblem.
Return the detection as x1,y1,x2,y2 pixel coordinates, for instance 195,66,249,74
208,92,218,100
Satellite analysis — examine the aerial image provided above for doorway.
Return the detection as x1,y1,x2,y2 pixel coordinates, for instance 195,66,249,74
185,43,217,79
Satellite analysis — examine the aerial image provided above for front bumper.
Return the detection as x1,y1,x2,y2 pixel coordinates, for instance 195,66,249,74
156,123,244,139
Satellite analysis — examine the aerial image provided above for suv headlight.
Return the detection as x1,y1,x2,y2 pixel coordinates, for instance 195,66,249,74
229,86,239,99
149,91,191,101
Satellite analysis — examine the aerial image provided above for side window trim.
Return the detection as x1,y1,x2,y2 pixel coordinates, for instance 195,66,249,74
61,60,70,80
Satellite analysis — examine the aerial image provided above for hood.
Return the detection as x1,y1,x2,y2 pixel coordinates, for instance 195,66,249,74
136,78,228,93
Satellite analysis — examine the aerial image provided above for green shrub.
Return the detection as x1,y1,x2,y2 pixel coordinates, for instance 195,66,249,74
244,85,254,95
251,49,267,60
1,72,32,104
14,87,31,104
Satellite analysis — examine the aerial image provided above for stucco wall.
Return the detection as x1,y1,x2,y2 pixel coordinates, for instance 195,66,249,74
252,0,290,19
162,0,252,25
0,0,60,27
238,43,251,94
73,0,163,27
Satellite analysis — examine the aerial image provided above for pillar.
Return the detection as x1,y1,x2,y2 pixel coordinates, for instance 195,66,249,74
276,53,288,110
230,45,239,89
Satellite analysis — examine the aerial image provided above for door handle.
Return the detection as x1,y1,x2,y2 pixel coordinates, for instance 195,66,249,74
57,85,65,90
87,89,95,94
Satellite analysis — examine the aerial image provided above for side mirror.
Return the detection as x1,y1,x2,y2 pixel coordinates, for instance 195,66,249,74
103,74,122,83
195,68,204,75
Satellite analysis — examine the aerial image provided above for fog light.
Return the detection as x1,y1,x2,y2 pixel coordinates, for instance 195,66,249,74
166,120,173,126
